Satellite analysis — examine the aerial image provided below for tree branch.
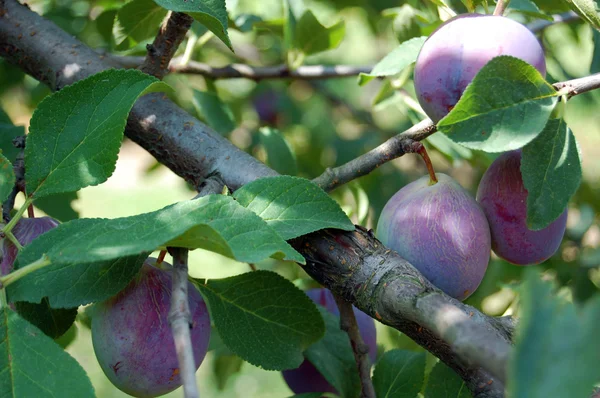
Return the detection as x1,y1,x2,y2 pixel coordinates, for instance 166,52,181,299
333,294,376,398
140,11,194,79
553,73,600,98
166,247,199,398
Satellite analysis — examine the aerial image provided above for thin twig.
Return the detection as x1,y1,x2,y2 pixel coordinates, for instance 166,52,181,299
312,119,437,191
553,73,600,99
493,0,511,16
166,247,199,398
2,136,26,223
140,12,194,79
333,294,376,398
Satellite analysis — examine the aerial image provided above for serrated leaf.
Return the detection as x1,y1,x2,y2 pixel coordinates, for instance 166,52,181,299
358,36,426,86
196,271,325,370
508,270,600,398
8,253,149,308
425,362,471,398
564,0,600,30
258,127,298,175
305,308,360,398
521,118,581,230
34,191,79,222
373,349,426,398
95,9,118,47
25,69,169,199
233,176,355,240
153,0,232,51
294,10,345,56
508,0,554,19
0,308,94,397
438,56,558,152
113,0,168,51
14,298,77,339
0,153,14,204
192,89,236,135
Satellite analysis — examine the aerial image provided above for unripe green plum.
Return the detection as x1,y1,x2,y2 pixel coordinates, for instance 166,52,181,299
282,288,377,395
377,173,491,300
91,258,211,397
414,14,546,122
476,150,567,265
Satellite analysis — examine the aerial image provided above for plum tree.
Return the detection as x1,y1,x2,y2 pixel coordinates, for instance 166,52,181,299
91,258,211,398
282,288,377,394
414,14,546,122
377,173,491,300
476,150,567,265
0,216,58,275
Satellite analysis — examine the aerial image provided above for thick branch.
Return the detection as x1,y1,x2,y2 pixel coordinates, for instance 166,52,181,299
334,295,376,398
140,12,194,79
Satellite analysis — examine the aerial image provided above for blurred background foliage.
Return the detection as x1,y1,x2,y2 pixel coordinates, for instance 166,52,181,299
1,0,599,396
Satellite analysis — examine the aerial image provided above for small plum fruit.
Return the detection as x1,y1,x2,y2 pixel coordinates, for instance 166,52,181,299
414,14,546,122
91,258,211,398
0,216,59,275
476,150,567,265
377,173,491,300
282,288,377,395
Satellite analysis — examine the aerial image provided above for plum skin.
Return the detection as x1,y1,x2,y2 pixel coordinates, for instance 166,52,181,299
414,13,546,123
377,173,491,300
0,216,59,275
476,150,567,265
282,288,377,395
91,258,211,398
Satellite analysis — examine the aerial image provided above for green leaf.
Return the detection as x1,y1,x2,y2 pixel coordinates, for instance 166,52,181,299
34,191,79,222
153,0,233,51
592,29,600,73
0,308,94,397
508,270,600,398
113,0,168,51
233,176,355,240
563,0,600,30
521,118,581,230
294,10,345,56
0,153,14,204
25,69,168,199
284,0,305,49
14,298,77,339
213,354,244,390
95,9,118,47
258,127,298,175
0,108,23,164
425,362,471,398
195,271,325,371
426,133,472,161
9,196,303,304
304,308,360,398
358,36,426,86
385,5,422,43
192,89,236,135
438,56,558,152
508,0,554,19
8,254,149,308
372,349,426,398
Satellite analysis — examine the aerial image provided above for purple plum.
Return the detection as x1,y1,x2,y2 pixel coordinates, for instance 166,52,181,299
0,216,59,275
476,150,567,265
377,173,491,300
282,288,377,395
91,258,211,397
414,14,546,122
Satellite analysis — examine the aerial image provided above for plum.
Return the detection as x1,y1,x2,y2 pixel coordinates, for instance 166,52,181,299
414,14,546,122
91,258,211,398
376,173,491,300
282,288,377,394
0,216,59,275
476,150,567,265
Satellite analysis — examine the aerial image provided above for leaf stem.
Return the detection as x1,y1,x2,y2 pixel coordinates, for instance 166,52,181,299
4,231,23,251
1,255,52,287
493,0,511,16
2,197,33,235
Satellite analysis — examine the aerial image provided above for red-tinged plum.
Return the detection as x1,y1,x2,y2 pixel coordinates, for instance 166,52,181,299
91,258,211,398
282,288,377,395
0,216,59,275
377,173,491,300
414,14,546,122
476,150,567,265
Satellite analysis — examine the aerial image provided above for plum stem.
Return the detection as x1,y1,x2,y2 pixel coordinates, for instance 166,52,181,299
156,249,167,265
167,247,199,398
414,143,438,185
493,0,511,16
333,294,376,398
27,203,35,218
